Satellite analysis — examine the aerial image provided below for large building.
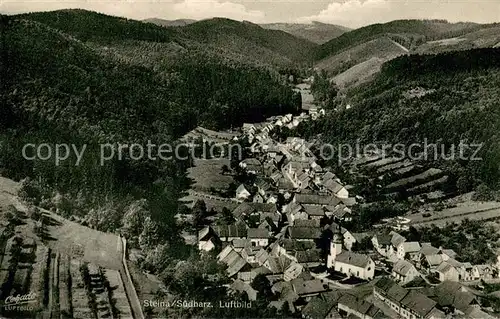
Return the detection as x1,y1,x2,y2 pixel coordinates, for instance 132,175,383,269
327,229,375,280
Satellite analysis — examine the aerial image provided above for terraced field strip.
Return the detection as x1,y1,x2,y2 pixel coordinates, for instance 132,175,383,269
104,269,133,318
411,203,500,227
59,254,72,318
70,259,93,319
28,244,49,312
386,168,442,189
48,252,60,319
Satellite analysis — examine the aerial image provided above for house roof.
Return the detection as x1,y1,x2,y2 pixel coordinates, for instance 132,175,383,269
400,241,421,253
198,226,212,241
247,228,271,239
232,202,277,218
393,260,417,276
293,219,321,228
433,281,476,312
425,254,443,267
255,249,270,264
294,194,340,206
419,243,440,256
338,294,380,317
387,283,409,302
437,261,456,274
218,246,249,277
232,238,251,249
280,239,316,252
335,251,371,268
292,279,328,296
266,255,293,273
301,296,335,319
213,224,248,238
302,204,326,217
374,277,395,293
390,231,407,247
440,249,457,258
324,179,344,194
287,227,321,240
295,249,322,263
401,290,436,317
375,233,393,246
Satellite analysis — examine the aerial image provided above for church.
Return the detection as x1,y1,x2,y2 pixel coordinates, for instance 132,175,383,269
326,228,375,280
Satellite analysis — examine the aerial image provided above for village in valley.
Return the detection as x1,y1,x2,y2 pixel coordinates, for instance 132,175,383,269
177,82,500,319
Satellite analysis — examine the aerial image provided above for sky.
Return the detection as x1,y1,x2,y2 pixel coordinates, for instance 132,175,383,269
1,0,499,28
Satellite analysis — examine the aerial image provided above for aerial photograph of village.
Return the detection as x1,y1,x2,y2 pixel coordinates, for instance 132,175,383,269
1,0,500,318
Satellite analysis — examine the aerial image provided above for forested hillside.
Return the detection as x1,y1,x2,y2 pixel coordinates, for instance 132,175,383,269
315,19,487,61
300,48,500,193
17,9,317,68
0,12,300,232
261,21,350,44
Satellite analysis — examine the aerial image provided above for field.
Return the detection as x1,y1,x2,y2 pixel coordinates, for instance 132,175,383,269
0,176,141,319
187,158,235,193
410,201,500,227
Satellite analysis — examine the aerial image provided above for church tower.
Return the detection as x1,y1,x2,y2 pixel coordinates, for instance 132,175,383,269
327,224,343,268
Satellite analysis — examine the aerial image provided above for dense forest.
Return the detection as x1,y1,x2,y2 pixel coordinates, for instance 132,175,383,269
0,12,300,239
314,19,495,61
301,48,500,192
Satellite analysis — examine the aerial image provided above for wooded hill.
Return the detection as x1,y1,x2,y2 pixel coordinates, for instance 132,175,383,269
299,48,500,195
0,11,301,230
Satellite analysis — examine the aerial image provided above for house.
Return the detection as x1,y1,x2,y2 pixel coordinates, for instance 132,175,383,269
322,179,349,199
232,238,251,252
293,219,321,228
301,204,326,220
436,261,460,282
472,264,494,280
421,254,444,272
392,260,420,285
287,227,322,242
301,295,336,319
241,246,262,263
327,230,375,280
240,158,263,174
283,262,304,282
236,184,251,200
417,243,440,268
229,280,258,301
372,233,393,257
247,228,271,247
294,249,322,268
373,277,443,319
284,202,308,224
397,242,421,260
291,278,328,299
337,294,381,319
293,194,341,207
197,226,221,252
326,222,357,251
217,246,251,277
388,231,407,256
432,281,479,315
212,223,248,242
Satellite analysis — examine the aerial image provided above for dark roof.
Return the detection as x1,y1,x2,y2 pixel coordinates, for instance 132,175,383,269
295,249,322,263
280,239,316,252
293,219,321,228
387,283,409,302
292,279,328,296
213,224,247,238
301,296,335,319
302,204,326,217
393,260,417,276
338,294,380,317
401,290,436,317
294,194,340,206
247,228,271,239
232,202,277,218
287,227,321,240
433,281,476,312
335,251,371,268
374,277,395,293
375,233,392,246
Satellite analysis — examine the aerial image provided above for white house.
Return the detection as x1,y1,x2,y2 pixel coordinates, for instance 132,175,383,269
435,261,460,282
327,231,375,280
236,184,251,200
247,228,271,247
392,260,420,285
397,241,421,260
